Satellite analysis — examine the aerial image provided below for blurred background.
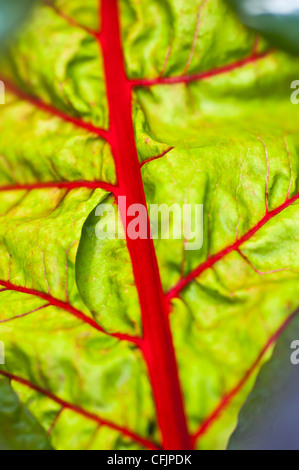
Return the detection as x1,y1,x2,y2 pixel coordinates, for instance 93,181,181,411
0,0,37,44
1,0,299,54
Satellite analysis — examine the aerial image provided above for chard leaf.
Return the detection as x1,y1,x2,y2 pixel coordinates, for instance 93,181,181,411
0,0,298,451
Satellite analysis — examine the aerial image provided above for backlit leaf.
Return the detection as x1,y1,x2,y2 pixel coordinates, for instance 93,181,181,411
0,0,298,450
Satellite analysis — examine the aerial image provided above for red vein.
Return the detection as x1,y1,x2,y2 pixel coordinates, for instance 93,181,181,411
131,50,272,87
47,406,64,435
0,181,118,194
2,0,278,452
192,307,299,444
237,249,288,276
182,0,208,75
140,147,174,168
167,191,299,301
258,137,270,214
100,0,191,450
43,0,98,37
0,303,50,324
159,45,172,78
252,36,260,57
0,280,140,346
0,369,158,450
2,79,110,141
284,136,293,201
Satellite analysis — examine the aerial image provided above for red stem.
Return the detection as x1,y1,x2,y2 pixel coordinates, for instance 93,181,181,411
100,0,191,450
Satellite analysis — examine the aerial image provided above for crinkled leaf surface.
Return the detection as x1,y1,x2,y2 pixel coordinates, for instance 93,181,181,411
0,0,298,450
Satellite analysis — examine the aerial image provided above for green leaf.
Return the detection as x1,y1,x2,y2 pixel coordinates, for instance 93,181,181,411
0,378,52,450
0,0,298,450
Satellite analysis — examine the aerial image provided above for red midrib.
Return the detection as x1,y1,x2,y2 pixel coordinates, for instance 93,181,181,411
100,0,191,450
